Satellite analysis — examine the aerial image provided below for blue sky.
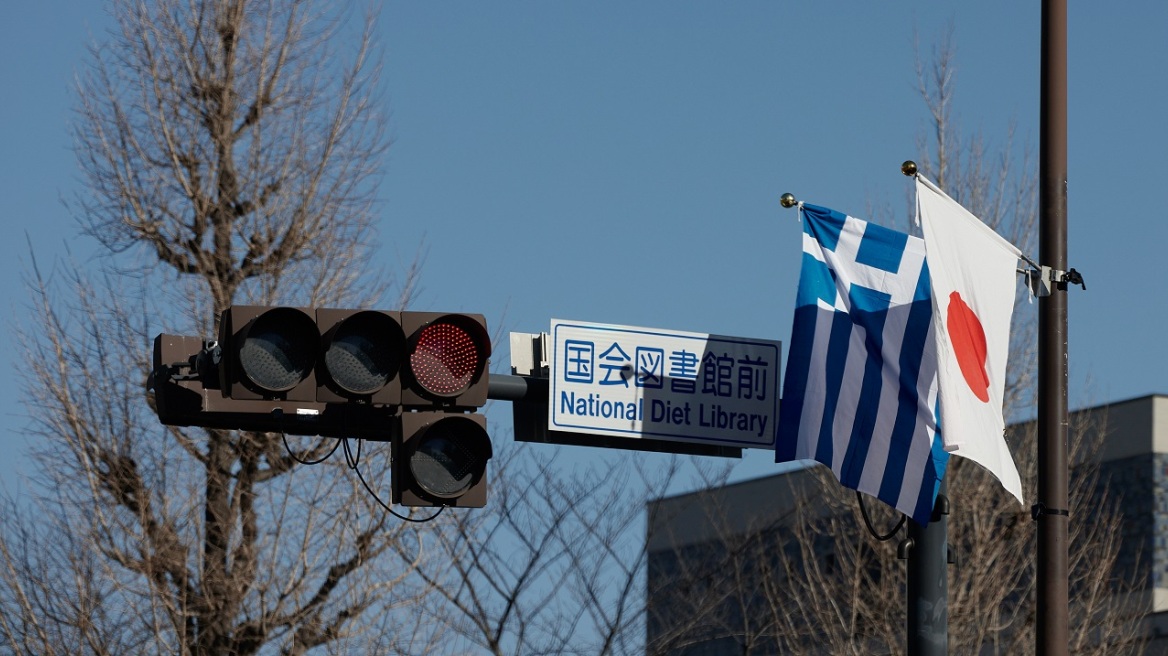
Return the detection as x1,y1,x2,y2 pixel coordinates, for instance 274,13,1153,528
2,2,1166,489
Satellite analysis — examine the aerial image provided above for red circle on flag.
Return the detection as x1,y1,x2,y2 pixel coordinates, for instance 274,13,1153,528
946,291,991,403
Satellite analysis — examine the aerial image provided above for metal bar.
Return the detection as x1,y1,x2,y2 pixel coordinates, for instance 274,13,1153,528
486,373,538,402
1037,0,1070,653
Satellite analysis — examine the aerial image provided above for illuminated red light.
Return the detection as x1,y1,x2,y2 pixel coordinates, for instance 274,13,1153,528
409,322,482,396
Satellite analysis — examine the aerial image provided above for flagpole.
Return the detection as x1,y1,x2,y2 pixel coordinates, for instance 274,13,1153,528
1037,0,1070,653
896,161,951,656
904,486,949,656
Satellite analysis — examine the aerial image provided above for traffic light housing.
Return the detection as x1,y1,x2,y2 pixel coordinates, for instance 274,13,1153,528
315,308,404,405
396,312,492,508
393,411,492,508
218,306,319,402
400,312,491,408
151,306,493,508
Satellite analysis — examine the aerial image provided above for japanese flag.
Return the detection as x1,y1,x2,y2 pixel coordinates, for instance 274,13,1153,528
917,176,1024,506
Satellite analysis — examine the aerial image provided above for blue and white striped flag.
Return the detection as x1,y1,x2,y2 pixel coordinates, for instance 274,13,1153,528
777,203,949,524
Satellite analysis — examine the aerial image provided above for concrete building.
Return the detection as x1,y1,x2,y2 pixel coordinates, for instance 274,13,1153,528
645,394,1168,654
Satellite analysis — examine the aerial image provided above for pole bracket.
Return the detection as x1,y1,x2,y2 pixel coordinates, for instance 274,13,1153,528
1030,503,1070,521
1060,267,1086,291
1025,265,1086,297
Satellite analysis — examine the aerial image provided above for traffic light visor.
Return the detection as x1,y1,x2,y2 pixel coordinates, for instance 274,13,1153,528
322,311,403,395
406,415,491,500
408,317,488,397
238,308,318,392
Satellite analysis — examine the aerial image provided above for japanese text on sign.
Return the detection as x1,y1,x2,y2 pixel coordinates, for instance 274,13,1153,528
549,320,781,448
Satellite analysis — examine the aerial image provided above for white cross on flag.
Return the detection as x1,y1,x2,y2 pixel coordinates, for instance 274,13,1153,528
917,175,1024,505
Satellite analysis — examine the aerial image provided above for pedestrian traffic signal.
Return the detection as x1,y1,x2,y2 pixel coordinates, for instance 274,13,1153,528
151,306,493,508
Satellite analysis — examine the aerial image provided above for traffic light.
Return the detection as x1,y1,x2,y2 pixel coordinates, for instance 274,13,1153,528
150,306,494,508
393,313,493,508
395,411,491,508
400,312,490,408
316,309,404,405
218,306,319,402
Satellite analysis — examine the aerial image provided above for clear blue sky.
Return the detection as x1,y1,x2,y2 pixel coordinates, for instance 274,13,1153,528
2,2,1166,490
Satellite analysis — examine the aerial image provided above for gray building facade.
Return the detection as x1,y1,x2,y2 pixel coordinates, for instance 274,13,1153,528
645,394,1168,654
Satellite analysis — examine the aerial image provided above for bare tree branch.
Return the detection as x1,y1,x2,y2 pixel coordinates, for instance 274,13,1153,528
0,2,424,654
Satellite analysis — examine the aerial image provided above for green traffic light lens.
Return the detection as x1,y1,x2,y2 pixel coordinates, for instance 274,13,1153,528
239,308,318,392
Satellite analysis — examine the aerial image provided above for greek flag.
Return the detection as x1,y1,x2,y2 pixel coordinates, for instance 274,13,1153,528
777,203,949,524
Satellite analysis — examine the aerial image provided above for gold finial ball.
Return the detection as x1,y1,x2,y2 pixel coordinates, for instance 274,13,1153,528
901,160,918,177
779,192,797,208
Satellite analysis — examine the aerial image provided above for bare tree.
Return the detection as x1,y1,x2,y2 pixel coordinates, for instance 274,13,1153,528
643,419,1144,654
0,1,427,654
912,25,1039,414
399,440,701,655
909,35,1146,651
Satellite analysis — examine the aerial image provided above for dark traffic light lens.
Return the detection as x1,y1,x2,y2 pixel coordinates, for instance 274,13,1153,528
323,312,403,395
239,309,318,392
408,417,490,499
409,321,483,396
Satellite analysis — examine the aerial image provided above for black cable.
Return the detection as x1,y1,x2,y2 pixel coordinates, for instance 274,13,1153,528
342,434,363,468
343,438,444,524
856,491,906,541
283,433,443,523
282,434,341,465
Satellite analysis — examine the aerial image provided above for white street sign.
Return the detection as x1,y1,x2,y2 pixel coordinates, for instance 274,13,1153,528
549,319,781,449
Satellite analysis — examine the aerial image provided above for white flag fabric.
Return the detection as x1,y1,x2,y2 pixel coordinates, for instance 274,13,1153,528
916,176,1024,505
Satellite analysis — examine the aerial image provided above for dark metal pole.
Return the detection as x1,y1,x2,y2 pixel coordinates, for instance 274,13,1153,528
487,372,540,402
906,490,949,656
1038,0,1070,654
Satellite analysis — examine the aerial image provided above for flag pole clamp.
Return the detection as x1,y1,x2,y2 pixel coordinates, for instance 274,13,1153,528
1025,266,1086,297
1060,268,1086,291
1031,503,1070,521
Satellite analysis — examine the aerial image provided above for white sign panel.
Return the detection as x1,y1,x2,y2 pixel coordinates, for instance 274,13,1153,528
549,319,781,449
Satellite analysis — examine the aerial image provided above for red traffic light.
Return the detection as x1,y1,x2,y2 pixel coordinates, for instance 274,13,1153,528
410,321,482,396
219,308,491,409
155,305,495,509
402,313,490,407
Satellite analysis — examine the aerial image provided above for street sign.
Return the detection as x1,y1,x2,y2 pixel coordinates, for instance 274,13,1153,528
549,319,781,449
